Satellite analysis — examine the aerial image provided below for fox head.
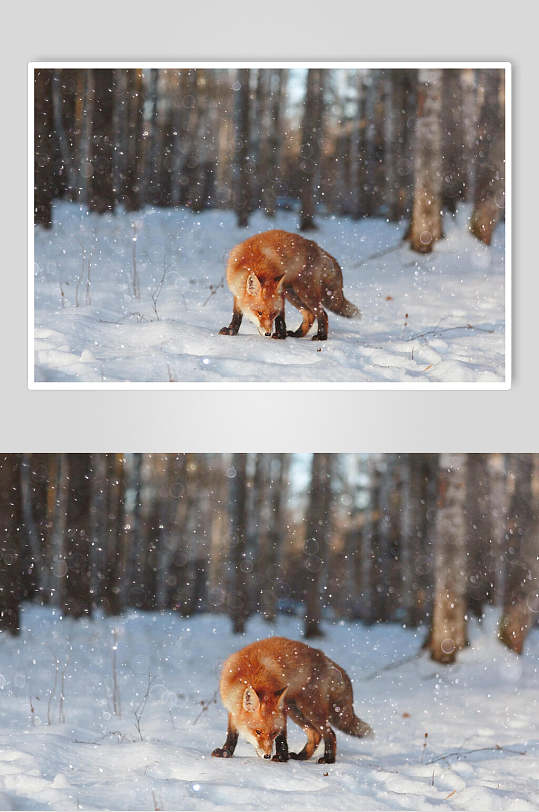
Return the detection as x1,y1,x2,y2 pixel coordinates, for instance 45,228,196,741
243,272,285,336
237,685,288,758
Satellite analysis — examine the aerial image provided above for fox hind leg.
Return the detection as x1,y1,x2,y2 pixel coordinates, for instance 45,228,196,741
317,724,336,764
284,288,315,338
287,701,322,761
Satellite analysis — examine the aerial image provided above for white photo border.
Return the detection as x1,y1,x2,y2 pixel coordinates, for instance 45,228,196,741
28,61,512,391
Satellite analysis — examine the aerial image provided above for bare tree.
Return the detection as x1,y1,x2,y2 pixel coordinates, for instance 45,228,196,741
299,69,325,231
101,454,126,616
61,454,93,618
229,454,249,633
88,69,115,213
499,455,539,654
466,454,495,618
262,70,287,217
304,454,333,638
34,68,55,228
233,70,251,228
470,69,505,245
408,69,443,253
441,69,467,214
0,455,23,635
123,69,145,212
429,453,468,663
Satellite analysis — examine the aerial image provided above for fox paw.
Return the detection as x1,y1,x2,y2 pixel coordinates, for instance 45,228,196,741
311,334,327,342
288,752,307,761
271,332,287,340
219,327,233,335
317,755,335,764
286,330,302,338
271,753,289,762
212,747,233,758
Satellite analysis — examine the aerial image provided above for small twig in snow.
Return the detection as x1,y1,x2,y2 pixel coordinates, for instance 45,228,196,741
407,324,495,342
351,243,402,268
134,671,155,741
361,651,422,682
192,689,218,725
426,744,527,765
202,275,224,307
151,259,169,321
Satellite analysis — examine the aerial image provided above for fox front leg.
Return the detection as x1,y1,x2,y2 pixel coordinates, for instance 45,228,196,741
271,732,289,762
219,299,243,336
272,312,287,340
212,716,239,758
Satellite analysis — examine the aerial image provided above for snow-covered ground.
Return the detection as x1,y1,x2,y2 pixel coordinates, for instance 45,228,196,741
33,203,506,385
0,607,536,810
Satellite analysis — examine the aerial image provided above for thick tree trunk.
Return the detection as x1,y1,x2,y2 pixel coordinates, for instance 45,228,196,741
429,453,468,663
234,70,251,228
61,454,93,618
366,456,385,623
466,454,495,618
145,69,161,206
261,455,289,622
229,454,249,633
470,69,505,245
304,454,333,638
499,455,539,654
88,69,115,213
441,69,467,214
0,456,23,635
408,69,443,253
353,72,370,219
401,454,433,627
34,68,55,228
299,69,324,231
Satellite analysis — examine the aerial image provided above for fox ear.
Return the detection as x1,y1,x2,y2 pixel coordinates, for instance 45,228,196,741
276,686,288,709
276,274,286,293
243,686,260,712
246,273,262,296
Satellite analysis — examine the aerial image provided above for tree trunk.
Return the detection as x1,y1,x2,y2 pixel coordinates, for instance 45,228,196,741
145,69,161,206
408,69,443,253
229,454,249,633
261,454,289,622
470,69,505,245
34,68,55,228
299,69,324,231
401,454,434,627
366,455,385,623
234,70,251,228
466,454,495,618
61,454,93,618
262,70,287,217
499,455,539,654
102,454,126,616
429,453,468,663
0,456,23,635
123,69,145,212
441,69,467,214
88,69,115,213
304,454,333,638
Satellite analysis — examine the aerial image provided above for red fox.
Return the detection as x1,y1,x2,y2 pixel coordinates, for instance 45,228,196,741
219,230,360,341
211,637,373,764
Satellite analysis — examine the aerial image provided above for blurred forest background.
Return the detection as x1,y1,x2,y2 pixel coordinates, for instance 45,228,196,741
1,454,537,663
34,67,506,252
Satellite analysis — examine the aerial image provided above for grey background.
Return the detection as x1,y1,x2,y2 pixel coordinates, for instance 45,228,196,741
2,0,535,452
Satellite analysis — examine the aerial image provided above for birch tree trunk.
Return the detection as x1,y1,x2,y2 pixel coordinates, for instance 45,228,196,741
429,453,468,663
408,69,443,253
470,69,505,245
466,454,495,618
499,454,539,653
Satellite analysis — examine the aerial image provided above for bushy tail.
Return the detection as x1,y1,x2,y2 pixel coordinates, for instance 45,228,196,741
322,255,361,319
330,706,374,738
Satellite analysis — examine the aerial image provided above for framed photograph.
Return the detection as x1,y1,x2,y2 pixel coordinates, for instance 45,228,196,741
1,453,536,809
30,63,510,389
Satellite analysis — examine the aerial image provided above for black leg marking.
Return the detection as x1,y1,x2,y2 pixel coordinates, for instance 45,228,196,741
212,728,238,758
311,310,328,341
318,727,336,763
219,309,243,336
272,313,287,339
272,732,289,762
